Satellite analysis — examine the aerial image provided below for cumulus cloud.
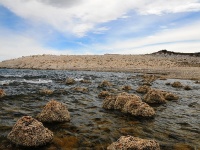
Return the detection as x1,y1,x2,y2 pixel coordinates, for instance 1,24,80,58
0,0,200,37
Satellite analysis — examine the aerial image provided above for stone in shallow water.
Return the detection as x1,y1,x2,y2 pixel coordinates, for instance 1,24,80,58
0,89,6,98
7,116,53,147
136,85,151,94
65,78,76,85
143,89,166,104
39,89,53,95
98,91,110,98
37,100,70,123
107,135,160,150
171,81,183,88
98,80,112,88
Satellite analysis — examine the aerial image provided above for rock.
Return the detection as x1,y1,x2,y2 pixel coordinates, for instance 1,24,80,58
136,85,151,94
142,74,158,83
184,85,192,90
0,89,6,98
143,89,166,104
162,92,179,100
98,91,110,98
114,92,141,110
65,78,76,85
73,87,88,93
171,81,183,88
39,89,53,95
107,135,160,150
122,85,132,91
102,95,116,109
98,80,112,88
80,79,91,83
165,82,171,85
37,100,70,122
7,116,53,147
142,82,152,86
122,98,155,117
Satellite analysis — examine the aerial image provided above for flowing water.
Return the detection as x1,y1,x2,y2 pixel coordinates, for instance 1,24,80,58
0,69,199,150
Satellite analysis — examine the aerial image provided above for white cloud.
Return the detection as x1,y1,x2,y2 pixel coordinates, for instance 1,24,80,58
0,0,200,37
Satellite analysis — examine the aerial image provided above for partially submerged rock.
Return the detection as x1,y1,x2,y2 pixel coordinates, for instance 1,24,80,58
171,81,183,88
184,85,192,90
107,135,160,150
103,92,155,118
7,116,53,147
136,85,151,94
39,89,53,95
73,87,88,93
142,74,158,83
143,89,166,104
0,89,6,98
162,92,179,100
37,100,70,122
98,91,110,98
65,78,76,85
98,80,112,88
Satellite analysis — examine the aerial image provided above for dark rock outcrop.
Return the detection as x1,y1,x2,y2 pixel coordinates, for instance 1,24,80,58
7,116,53,147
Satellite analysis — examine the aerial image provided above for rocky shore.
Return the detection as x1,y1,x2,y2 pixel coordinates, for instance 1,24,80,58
0,52,199,80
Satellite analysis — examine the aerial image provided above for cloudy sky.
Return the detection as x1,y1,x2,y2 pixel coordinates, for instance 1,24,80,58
0,0,200,60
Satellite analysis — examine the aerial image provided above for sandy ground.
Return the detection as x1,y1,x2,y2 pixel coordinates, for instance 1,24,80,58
0,54,200,80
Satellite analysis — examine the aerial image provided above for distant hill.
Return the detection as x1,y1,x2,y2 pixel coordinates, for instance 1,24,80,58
151,50,200,57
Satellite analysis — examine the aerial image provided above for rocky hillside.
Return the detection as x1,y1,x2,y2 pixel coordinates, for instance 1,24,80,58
151,50,200,57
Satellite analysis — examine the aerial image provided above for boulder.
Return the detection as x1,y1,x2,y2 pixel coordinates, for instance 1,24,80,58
0,89,6,98
7,116,53,147
102,95,116,109
143,89,166,104
98,91,110,98
65,78,76,85
171,81,183,88
98,80,112,88
37,100,70,122
107,135,160,150
122,85,132,91
136,85,151,94
39,89,53,95
73,87,88,93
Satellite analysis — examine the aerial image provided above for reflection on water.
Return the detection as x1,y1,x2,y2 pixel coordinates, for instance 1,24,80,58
0,69,199,150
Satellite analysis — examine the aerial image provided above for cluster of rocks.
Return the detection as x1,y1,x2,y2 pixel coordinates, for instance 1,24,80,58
0,89,6,98
103,92,155,117
166,81,192,90
8,100,70,146
107,135,160,150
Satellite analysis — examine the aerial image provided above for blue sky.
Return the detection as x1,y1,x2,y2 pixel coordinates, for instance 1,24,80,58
0,0,200,60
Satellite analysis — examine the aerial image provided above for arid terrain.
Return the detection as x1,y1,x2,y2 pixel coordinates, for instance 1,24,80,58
0,51,200,80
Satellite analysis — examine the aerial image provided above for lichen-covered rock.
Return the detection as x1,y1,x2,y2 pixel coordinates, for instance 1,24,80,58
122,99,155,117
136,85,151,94
122,85,132,91
65,78,76,85
7,116,53,147
171,81,183,88
39,89,53,95
102,95,116,109
143,89,166,104
73,87,88,93
98,80,112,88
107,135,160,150
98,91,110,98
37,100,70,122
0,89,6,98
114,92,141,110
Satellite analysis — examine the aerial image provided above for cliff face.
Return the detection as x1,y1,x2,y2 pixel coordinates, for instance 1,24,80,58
152,50,200,57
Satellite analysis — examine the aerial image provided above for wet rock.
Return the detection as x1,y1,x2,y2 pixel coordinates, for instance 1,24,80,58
7,116,53,147
136,85,151,94
142,82,152,86
107,135,160,150
174,143,194,150
122,85,132,91
98,80,112,88
194,80,200,84
171,81,183,88
73,87,88,93
98,91,110,99
165,82,171,86
39,89,53,95
102,95,116,109
114,92,141,110
0,89,6,98
162,92,179,100
184,85,192,90
122,98,155,117
53,136,78,149
37,100,70,122
143,89,166,104
65,78,76,85
142,74,158,83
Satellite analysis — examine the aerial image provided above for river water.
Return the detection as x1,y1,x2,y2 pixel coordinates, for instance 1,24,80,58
0,69,199,150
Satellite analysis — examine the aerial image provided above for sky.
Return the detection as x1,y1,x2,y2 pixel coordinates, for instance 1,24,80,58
0,0,200,61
